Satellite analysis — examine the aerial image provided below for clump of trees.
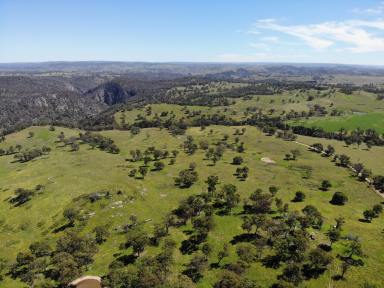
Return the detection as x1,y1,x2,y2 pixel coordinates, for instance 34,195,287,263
175,169,198,188
10,231,98,287
9,185,44,206
235,166,249,181
13,146,51,162
362,204,383,223
79,131,120,153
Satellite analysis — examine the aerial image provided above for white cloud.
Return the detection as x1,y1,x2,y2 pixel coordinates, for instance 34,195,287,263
253,18,384,53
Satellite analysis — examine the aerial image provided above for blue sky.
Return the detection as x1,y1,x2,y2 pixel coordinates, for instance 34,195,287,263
1,0,384,64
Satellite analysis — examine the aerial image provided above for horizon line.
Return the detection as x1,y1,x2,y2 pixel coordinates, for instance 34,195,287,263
0,60,384,68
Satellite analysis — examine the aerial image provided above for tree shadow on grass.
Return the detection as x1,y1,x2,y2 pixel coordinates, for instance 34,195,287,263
358,218,371,223
180,234,206,255
52,222,73,233
182,268,203,283
318,243,332,252
230,233,258,245
115,254,137,265
261,255,281,269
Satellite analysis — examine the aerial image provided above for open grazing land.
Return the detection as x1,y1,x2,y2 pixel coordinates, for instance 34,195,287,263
0,63,384,288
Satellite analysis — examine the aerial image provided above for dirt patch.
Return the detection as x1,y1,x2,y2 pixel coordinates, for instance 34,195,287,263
261,157,276,164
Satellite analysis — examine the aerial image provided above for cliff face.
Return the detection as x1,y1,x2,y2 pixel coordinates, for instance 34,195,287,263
85,82,136,105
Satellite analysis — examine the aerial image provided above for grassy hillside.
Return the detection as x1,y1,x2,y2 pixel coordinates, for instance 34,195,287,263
0,125,383,287
115,90,384,129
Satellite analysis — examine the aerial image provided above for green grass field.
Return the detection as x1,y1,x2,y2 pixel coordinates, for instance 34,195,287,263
290,112,384,134
0,125,383,287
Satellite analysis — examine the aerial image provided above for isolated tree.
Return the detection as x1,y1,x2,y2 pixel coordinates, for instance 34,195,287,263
153,223,168,245
139,166,148,178
126,227,149,257
326,227,340,248
206,175,219,194
310,143,323,152
269,186,279,196
320,180,332,191
359,169,372,181
352,163,365,177
338,154,351,167
330,192,348,205
130,126,141,135
93,226,110,244
363,209,375,222
219,184,240,213
175,169,198,188
217,243,229,266
129,169,137,177
232,156,243,165
343,238,363,259
324,145,335,156
28,131,34,138
154,161,165,171
335,217,345,230
292,191,305,202
63,208,79,225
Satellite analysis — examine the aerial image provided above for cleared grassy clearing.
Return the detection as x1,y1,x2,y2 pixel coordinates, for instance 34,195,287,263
290,112,384,134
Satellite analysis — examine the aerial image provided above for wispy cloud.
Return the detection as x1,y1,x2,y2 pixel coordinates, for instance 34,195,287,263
216,52,309,62
352,1,384,15
249,43,270,50
261,36,279,43
253,18,384,52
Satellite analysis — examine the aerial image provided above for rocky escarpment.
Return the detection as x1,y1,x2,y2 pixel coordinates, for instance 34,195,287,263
85,82,137,105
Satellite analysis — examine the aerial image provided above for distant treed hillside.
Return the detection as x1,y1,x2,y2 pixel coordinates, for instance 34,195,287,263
1,62,384,134
0,75,116,133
